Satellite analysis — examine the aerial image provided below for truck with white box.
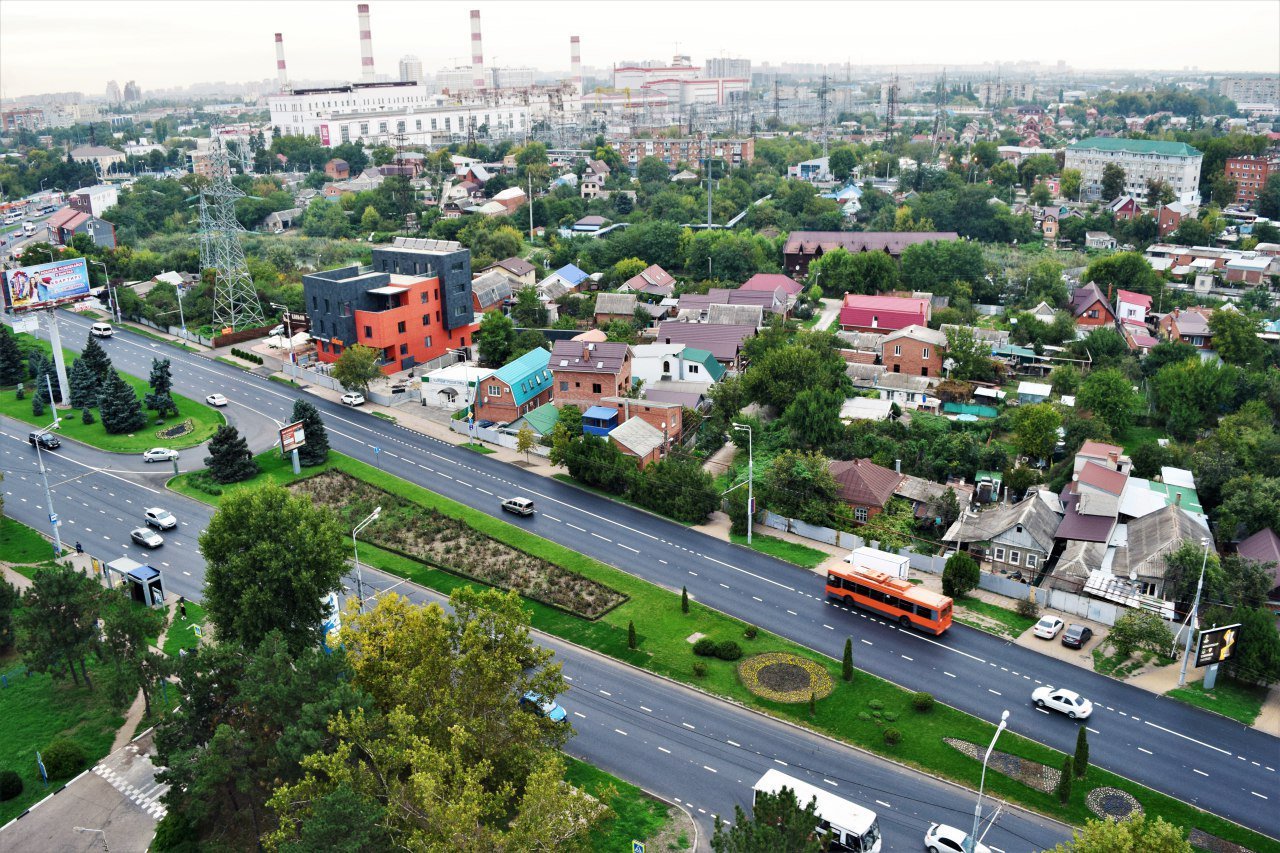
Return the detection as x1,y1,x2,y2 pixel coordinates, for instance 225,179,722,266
843,546,909,579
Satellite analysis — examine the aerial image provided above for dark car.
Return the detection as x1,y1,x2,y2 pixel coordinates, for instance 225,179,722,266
28,431,60,450
1061,624,1094,649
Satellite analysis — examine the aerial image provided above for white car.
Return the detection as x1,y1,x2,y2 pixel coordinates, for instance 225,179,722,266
1032,615,1065,639
1032,686,1093,720
205,393,229,407
130,527,164,549
269,324,286,337
144,508,177,530
341,392,365,406
142,447,180,463
925,823,989,853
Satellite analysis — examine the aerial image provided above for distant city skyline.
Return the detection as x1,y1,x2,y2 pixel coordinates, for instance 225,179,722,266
1,0,1277,100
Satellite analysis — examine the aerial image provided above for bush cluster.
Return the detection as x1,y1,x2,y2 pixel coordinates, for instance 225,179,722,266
883,727,902,745
0,769,22,801
41,739,86,780
186,470,224,496
1015,597,1040,620
692,638,742,661
230,347,263,365
912,691,935,712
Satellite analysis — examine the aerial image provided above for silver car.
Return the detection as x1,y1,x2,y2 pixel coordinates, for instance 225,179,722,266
130,527,164,548
143,447,180,463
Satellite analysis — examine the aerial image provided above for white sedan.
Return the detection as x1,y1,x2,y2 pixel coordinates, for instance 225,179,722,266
142,447,180,463
341,392,366,406
925,823,990,853
1032,686,1094,720
205,393,229,407
1032,615,1065,639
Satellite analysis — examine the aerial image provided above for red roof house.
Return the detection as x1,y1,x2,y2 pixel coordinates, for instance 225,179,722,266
740,273,804,298
838,294,931,334
829,458,905,524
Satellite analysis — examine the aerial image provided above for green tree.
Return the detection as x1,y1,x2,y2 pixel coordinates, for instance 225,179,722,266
1050,815,1192,853
1216,475,1280,542
898,239,985,296
145,357,178,418
1256,173,1280,219
80,333,114,383
1049,364,1081,397
563,434,635,494
1140,340,1198,379
1083,251,1161,297
829,146,857,181
842,637,853,682
682,585,689,614
1012,403,1061,462
858,498,916,550
711,783,827,853
636,155,670,185
1107,609,1173,660
1055,756,1073,803
1077,368,1138,436
475,310,515,367
1172,217,1211,247
781,386,845,450
1145,178,1174,207
744,339,851,412
630,457,720,523
97,588,170,715
1101,163,1126,200
1029,182,1053,207
204,424,259,484
1152,358,1239,440
300,198,350,238
0,325,23,387
760,450,841,526
1208,310,1264,368
943,326,996,381
289,398,330,466
200,483,346,654
67,357,100,410
0,575,17,650
14,565,101,689
512,286,549,328
1060,168,1083,201
609,256,648,288
942,552,980,598
1074,726,1089,779
516,422,537,462
97,368,149,434
332,343,382,395
1217,607,1280,686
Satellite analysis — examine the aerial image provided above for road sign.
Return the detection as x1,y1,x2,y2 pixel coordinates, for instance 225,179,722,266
632,842,645,853
48,513,58,524
279,420,306,454
1195,623,1241,668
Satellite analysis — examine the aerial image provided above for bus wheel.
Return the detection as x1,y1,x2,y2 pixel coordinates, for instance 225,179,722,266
898,616,910,629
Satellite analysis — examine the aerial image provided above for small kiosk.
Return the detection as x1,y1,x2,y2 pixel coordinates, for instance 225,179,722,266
105,557,167,608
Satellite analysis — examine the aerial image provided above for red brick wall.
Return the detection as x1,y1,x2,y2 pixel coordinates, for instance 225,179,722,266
553,361,633,409
881,338,943,378
476,382,552,424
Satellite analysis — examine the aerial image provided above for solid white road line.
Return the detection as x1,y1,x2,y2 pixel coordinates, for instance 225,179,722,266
1142,720,1232,755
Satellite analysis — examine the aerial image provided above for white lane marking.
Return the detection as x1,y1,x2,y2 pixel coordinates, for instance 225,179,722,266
640,706,652,713
703,766,717,773
823,779,838,787
719,582,730,589
988,689,1001,696
1086,727,1100,734
861,639,873,645
752,596,763,602
1251,791,1269,800
786,609,797,615
543,514,561,522
658,559,668,564
822,624,834,630
1193,769,1209,776
682,723,696,730
620,544,639,553
875,799,891,808
901,655,913,661
1138,747,1153,755
658,747,671,754
573,712,586,719
1142,720,1232,755
614,729,628,736
726,740,740,747
567,523,586,532
944,671,956,678
476,488,493,496
598,689,611,696
591,533,611,543
1036,708,1050,715
774,759,788,766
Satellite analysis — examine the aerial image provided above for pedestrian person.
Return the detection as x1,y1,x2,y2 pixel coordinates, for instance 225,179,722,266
75,541,83,555
178,595,187,620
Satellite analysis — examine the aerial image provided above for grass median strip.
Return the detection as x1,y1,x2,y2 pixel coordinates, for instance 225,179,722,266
165,450,1278,852
729,532,829,569
1165,679,1267,727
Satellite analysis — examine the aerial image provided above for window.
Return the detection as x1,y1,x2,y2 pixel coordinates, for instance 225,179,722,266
421,291,429,303
993,547,1006,562
560,381,568,391
422,314,430,326
397,321,406,333
689,364,699,373
1026,553,1038,569
378,121,388,133
592,383,602,394
324,298,331,313
363,325,373,338
341,301,352,317
487,384,501,396
854,507,869,523
399,343,408,355
1009,551,1020,566
922,347,930,359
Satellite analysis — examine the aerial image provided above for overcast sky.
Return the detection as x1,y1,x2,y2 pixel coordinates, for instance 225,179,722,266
2,0,1278,99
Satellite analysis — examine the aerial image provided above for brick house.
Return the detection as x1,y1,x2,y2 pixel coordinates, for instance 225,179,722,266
474,347,554,424
1155,202,1188,237
881,325,946,377
594,292,638,325
1069,282,1115,328
324,158,350,180
550,340,633,409
482,256,537,288
1106,196,1142,220
609,416,665,468
838,294,931,334
1158,307,1214,348
601,396,684,447
828,458,904,524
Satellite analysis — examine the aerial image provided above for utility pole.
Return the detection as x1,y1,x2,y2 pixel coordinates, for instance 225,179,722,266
819,74,830,157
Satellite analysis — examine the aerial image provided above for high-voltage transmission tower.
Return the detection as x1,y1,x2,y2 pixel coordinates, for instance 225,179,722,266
200,134,266,331
818,74,831,156
931,72,948,157
884,74,899,143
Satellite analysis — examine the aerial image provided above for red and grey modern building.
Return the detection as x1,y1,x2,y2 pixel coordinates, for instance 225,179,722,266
303,237,478,374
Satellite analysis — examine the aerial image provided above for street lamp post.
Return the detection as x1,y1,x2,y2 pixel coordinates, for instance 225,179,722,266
352,507,382,613
1178,536,1213,688
968,709,1010,853
33,388,64,559
270,302,297,381
732,422,753,545
74,827,109,853
88,260,119,323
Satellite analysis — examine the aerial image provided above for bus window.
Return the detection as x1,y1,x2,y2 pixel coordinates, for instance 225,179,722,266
884,594,900,610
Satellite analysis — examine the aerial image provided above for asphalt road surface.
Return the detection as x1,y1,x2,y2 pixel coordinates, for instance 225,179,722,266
6,310,1277,841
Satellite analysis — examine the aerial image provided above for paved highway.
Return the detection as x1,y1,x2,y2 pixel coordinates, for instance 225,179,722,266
10,310,1279,840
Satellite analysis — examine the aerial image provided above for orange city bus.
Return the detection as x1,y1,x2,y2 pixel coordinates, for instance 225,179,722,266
825,567,953,635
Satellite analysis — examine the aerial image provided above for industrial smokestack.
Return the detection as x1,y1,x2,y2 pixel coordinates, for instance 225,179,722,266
274,33,290,92
358,3,375,82
570,36,583,97
470,9,486,90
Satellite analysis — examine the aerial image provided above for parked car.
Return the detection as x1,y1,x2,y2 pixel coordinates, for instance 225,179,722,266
476,419,496,429
142,447,180,463
28,431,60,450
130,527,164,548
1061,624,1094,649
269,324,286,337
925,823,990,853
205,393,229,407
1032,615,1065,639
520,691,567,723
340,392,365,406
1032,686,1093,719
501,497,535,516
144,507,177,530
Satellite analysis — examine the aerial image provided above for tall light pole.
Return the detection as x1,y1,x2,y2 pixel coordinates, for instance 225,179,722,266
88,260,119,323
969,709,1010,853
732,422,753,545
352,507,382,613
33,383,64,558
270,301,296,381
1178,536,1213,688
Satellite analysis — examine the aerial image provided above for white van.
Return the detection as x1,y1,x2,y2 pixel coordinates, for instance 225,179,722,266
23,221,37,235
90,322,114,338
2,212,20,225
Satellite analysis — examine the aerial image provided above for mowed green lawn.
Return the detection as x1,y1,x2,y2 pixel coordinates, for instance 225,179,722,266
3,333,223,453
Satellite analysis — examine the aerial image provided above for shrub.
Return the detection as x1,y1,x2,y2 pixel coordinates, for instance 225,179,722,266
883,727,902,746
912,691,935,712
943,552,981,598
743,625,758,640
692,662,708,678
681,586,689,614
842,638,853,682
81,407,95,425
693,637,718,657
1056,756,1073,803
0,769,22,801
1016,597,1040,620
41,738,86,779
627,620,637,650
714,640,743,661
868,699,884,711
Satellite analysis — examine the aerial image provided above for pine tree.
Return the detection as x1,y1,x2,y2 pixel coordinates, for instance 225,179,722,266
80,334,113,383
1056,756,1073,803
81,407,95,425
32,388,45,417
289,399,330,466
145,358,177,418
98,369,148,434
68,358,100,410
842,637,854,682
204,425,259,484
0,325,23,387
1074,726,1089,779
627,620,637,649
681,586,689,614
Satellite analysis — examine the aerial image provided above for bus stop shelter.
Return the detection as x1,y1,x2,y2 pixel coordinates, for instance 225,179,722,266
105,557,167,608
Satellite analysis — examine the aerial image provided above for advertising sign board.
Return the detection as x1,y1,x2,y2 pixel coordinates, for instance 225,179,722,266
279,421,307,454
1195,623,1240,668
2,257,91,312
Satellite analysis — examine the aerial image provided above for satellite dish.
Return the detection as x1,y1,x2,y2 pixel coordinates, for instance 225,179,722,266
943,358,957,371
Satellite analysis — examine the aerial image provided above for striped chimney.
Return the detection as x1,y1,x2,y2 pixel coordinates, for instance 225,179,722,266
274,33,289,92
358,4,375,82
570,36,582,97
470,9,486,90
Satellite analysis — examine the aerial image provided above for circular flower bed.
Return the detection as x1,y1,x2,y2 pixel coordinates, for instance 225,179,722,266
1086,787,1143,821
738,652,834,704
156,418,194,439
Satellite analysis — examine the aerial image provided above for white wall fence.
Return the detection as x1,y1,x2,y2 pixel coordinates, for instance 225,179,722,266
761,511,1123,626
447,420,550,457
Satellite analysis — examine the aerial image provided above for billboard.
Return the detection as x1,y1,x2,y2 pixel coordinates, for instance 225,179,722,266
279,421,307,454
2,257,91,312
1195,623,1240,668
